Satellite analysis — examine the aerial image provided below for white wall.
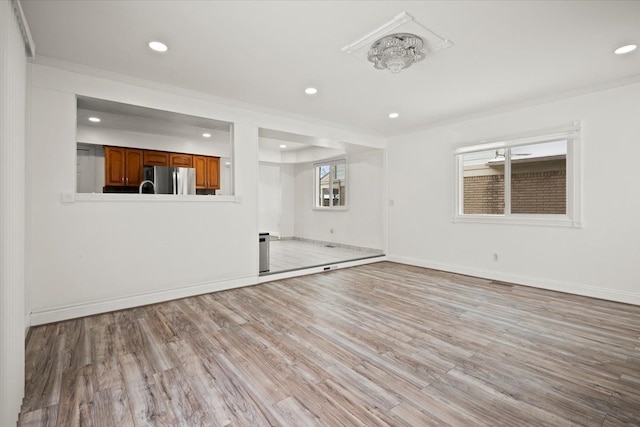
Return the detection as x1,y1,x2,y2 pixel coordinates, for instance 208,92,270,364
29,83,259,323
293,149,385,250
387,83,640,305
257,162,296,237
258,163,282,235
76,143,104,193
280,163,295,237
77,125,230,157
26,62,383,324
0,1,27,424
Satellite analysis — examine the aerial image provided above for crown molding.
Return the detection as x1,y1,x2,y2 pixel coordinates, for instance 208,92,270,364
11,0,35,57
385,72,640,138
29,56,386,148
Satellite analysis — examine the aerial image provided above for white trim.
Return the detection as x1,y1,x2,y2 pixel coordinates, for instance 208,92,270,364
30,256,388,325
313,158,348,209
30,56,385,148
454,125,579,154
568,133,583,227
452,214,579,228
258,256,386,284
312,157,348,168
69,192,239,203
387,255,640,306
29,275,258,325
504,147,512,215
383,148,389,257
454,123,582,227
341,11,452,55
312,206,348,212
386,74,640,138
11,0,34,57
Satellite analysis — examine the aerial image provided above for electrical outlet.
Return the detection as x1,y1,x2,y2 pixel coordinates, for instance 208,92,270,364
61,192,75,203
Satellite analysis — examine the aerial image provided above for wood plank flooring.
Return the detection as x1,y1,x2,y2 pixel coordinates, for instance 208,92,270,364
19,262,640,426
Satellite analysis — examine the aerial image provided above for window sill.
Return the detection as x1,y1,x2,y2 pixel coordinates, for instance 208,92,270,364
66,192,239,203
453,214,582,228
312,206,349,212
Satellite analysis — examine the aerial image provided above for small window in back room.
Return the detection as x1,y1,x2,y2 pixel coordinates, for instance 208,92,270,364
314,159,347,208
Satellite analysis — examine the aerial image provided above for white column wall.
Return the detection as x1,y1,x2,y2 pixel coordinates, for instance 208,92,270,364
257,162,296,237
279,163,295,238
258,162,283,235
0,0,27,424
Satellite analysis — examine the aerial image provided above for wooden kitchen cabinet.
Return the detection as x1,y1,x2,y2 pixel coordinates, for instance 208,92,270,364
104,146,125,186
169,153,193,167
143,150,169,166
104,146,143,187
193,155,220,189
206,156,220,189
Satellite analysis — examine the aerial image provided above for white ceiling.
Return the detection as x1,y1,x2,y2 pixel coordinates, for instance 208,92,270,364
21,1,640,135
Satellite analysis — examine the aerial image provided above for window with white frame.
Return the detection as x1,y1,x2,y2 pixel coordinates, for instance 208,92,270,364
454,123,581,227
314,159,347,208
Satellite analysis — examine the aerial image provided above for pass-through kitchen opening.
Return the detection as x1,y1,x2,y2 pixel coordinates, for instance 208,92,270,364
75,96,234,196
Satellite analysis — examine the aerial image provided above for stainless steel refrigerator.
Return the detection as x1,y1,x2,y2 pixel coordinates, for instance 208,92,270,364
142,166,196,195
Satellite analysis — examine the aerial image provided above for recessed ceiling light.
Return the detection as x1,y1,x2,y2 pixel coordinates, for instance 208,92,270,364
202,133,211,138
614,44,637,55
279,144,287,148
388,112,399,119
148,41,168,53
304,87,318,95
88,117,101,123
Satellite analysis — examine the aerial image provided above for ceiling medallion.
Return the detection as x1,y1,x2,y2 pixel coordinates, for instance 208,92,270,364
367,33,426,73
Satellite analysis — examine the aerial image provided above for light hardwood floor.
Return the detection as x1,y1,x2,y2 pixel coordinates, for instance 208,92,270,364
19,262,640,426
266,239,384,274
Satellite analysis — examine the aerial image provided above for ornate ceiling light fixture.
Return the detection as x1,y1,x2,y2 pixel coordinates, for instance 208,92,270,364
342,12,453,75
367,33,426,73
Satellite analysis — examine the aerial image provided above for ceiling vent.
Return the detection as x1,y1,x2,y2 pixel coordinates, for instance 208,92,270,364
341,12,452,73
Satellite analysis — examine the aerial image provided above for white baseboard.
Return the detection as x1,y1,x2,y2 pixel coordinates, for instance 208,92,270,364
35,254,634,325
29,275,258,326
258,255,386,283
387,255,640,306
28,256,388,325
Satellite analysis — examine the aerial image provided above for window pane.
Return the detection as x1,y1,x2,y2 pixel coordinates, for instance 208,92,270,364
318,165,330,207
462,149,505,214
322,188,330,206
332,178,345,206
333,161,345,206
335,163,346,180
315,160,346,208
510,141,566,214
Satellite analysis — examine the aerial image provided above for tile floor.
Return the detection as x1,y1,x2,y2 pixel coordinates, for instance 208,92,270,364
263,239,384,275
